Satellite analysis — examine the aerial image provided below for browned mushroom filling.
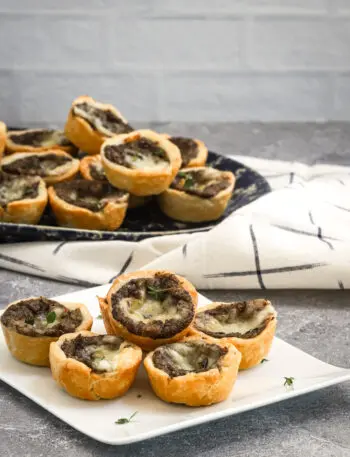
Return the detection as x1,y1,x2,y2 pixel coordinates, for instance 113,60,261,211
0,297,83,337
194,300,276,339
9,130,73,148
54,180,127,212
152,340,227,378
73,102,133,136
111,272,195,339
168,137,199,167
2,154,72,177
89,161,107,181
171,168,231,198
104,136,170,170
0,172,40,207
61,334,126,373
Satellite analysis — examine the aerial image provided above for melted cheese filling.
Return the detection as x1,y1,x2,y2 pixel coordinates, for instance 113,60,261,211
73,104,115,137
39,131,67,148
121,295,178,323
199,303,275,335
127,153,168,170
90,345,122,372
0,176,39,205
165,343,219,372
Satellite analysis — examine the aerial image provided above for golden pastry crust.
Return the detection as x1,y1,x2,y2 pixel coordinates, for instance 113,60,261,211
189,301,277,370
48,183,128,231
79,154,105,181
64,95,131,155
98,270,198,351
144,336,241,406
0,121,7,158
79,155,149,209
1,300,92,367
5,129,76,154
162,134,208,168
0,175,48,224
158,167,235,223
49,331,142,400
1,150,80,185
101,130,182,196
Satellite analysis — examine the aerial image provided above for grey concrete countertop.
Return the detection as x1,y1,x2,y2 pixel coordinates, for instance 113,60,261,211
1,123,350,457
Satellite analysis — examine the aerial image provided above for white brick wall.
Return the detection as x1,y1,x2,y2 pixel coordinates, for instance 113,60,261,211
0,2,349,125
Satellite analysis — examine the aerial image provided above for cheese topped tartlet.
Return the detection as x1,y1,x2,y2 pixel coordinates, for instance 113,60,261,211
1,150,80,184
98,270,198,351
6,129,76,154
65,95,133,155
165,135,208,168
48,179,129,231
0,171,47,224
0,296,92,366
101,130,182,196
50,331,142,400
190,300,277,369
144,336,241,406
158,166,235,222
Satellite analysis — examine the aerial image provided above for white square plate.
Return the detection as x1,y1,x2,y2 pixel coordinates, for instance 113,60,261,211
1,284,349,445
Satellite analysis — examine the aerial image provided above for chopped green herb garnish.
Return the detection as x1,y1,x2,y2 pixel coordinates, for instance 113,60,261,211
96,314,103,319
177,171,194,189
146,285,171,301
46,311,56,324
261,358,269,364
283,377,295,388
115,411,138,425
25,318,34,325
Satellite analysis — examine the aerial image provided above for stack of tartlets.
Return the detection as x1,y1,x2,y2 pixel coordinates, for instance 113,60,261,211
1,269,277,406
0,95,236,230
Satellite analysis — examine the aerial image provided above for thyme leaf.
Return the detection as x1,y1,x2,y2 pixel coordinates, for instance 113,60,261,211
283,377,295,388
261,358,269,364
46,311,56,324
115,411,138,425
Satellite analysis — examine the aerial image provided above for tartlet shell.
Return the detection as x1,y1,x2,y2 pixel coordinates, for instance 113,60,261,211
1,299,93,367
158,167,235,223
189,301,277,369
1,150,80,185
144,335,241,406
5,129,76,154
49,330,142,400
98,269,198,351
101,130,182,196
0,177,48,224
64,95,130,155
162,134,208,168
48,185,128,231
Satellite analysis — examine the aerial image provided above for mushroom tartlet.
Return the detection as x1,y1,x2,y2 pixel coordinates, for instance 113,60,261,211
50,331,142,400
190,300,277,369
0,171,47,224
144,336,241,406
5,129,76,154
0,121,7,158
80,154,107,182
65,95,133,155
101,130,182,196
164,135,208,168
158,167,235,222
0,296,92,366
1,150,80,185
80,154,149,209
98,270,198,351
48,179,129,230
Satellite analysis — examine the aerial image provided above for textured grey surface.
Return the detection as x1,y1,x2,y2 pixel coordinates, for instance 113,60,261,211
1,123,350,456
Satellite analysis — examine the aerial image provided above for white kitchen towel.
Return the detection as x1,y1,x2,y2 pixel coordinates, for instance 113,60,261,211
1,155,350,289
